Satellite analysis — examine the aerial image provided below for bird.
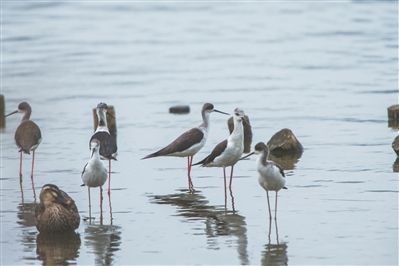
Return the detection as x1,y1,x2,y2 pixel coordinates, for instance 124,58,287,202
90,102,117,195
5,102,42,177
240,142,287,220
142,103,229,190
81,139,108,219
193,107,248,190
35,184,80,234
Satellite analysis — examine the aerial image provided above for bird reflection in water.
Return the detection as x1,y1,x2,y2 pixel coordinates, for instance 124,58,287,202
84,224,122,265
17,201,38,227
36,232,81,265
225,186,236,213
393,157,399,172
18,173,37,204
82,190,114,226
150,189,249,264
261,219,289,266
268,149,303,171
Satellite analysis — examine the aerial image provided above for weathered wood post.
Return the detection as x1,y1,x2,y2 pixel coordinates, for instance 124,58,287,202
0,94,4,128
388,104,399,128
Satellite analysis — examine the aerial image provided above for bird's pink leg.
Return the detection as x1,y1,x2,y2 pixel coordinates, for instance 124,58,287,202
100,186,103,225
31,150,35,177
19,151,23,178
275,192,278,220
108,160,111,196
88,187,92,219
228,165,234,189
223,167,227,209
108,188,113,225
266,190,272,220
187,156,194,191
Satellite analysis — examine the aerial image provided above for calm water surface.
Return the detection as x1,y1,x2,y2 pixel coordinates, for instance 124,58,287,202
1,1,398,265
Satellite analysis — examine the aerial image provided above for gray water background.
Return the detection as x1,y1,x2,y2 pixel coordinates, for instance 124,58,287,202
1,1,398,265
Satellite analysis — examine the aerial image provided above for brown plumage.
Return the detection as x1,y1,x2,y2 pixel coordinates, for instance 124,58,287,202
35,184,80,234
6,102,42,154
6,102,42,176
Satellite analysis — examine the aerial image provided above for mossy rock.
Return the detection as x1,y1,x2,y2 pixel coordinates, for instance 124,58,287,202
392,135,399,156
267,128,303,153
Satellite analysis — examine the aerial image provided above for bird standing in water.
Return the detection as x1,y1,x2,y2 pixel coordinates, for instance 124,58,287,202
6,102,42,178
193,108,248,190
142,103,229,190
240,142,287,220
81,139,108,219
90,102,117,195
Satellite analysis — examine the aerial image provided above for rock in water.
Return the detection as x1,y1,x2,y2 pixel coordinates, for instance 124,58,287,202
392,135,399,156
169,105,190,114
267,128,303,152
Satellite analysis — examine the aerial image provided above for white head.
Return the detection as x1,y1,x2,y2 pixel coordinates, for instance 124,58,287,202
233,108,250,127
90,139,101,158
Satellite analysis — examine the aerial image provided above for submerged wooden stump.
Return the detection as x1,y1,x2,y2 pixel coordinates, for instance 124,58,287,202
267,128,303,153
388,104,399,128
169,105,190,114
228,115,253,153
93,105,117,141
392,135,399,156
0,94,4,128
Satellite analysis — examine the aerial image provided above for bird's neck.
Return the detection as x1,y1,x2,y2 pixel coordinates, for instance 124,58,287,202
257,151,270,167
231,118,243,138
199,112,210,132
96,110,109,132
21,111,31,123
90,150,101,163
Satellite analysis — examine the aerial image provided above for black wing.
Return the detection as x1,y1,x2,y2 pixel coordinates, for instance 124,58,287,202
90,131,117,160
193,139,228,166
142,128,204,159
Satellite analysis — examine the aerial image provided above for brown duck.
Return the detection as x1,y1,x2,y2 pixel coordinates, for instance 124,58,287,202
35,184,80,234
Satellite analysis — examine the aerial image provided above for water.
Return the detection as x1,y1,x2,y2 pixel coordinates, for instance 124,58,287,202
1,1,398,265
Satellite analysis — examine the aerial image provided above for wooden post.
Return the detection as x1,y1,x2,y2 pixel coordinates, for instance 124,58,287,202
0,94,4,128
93,105,117,142
388,104,399,128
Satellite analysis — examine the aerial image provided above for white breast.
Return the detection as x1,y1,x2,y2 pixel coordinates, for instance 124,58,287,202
82,161,108,188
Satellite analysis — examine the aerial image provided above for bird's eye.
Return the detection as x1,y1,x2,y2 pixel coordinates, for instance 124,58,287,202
235,113,239,116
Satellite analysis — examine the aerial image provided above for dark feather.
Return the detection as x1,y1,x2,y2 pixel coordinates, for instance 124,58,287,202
193,139,228,166
142,128,204,159
273,161,285,178
90,132,117,160
81,163,88,177
15,121,41,154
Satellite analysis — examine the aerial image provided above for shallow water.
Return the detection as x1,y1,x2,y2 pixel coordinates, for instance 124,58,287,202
1,1,398,265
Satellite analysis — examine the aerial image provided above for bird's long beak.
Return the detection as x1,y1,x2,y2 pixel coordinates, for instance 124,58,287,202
5,110,18,117
90,148,95,158
106,112,115,119
239,151,254,161
214,109,230,116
